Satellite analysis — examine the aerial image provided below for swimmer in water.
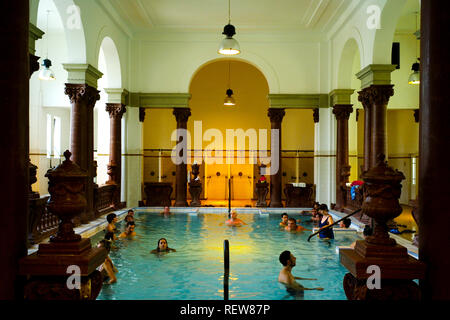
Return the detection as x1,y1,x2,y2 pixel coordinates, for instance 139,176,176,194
225,210,247,226
280,213,289,227
119,221,137,238
161,206,172,216
278,250,323,294
285,218,309,232
150,238,176,254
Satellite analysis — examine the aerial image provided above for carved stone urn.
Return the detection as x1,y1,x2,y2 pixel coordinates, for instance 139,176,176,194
360,154,404,246
45,150,87,243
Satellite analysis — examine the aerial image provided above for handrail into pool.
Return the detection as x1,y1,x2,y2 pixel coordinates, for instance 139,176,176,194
224,239,230,300
307,208,362,241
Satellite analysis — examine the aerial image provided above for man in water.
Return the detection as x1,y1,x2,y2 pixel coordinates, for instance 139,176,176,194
278,250,323,293
226,210,247,226
285,218,309,232
280,213,289,227
339,218,351,229
124,209,135,223
119,221,137,238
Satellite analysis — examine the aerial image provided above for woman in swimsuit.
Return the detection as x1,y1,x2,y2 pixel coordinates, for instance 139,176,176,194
105,213,118,241
318,204,334,240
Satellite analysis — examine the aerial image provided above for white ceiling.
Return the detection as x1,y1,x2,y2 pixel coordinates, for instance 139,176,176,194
107,0,354,33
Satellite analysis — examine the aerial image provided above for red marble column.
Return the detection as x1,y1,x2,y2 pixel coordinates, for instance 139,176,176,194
358,93,372,172
0,0,29,299
173,108,191,207
65,84,100,223
419,0,450,300
333,104,353,211
268,108,285,208
358,85,394,169
105,103,126,186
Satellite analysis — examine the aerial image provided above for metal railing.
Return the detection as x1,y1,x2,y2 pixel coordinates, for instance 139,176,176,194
224,239,230,300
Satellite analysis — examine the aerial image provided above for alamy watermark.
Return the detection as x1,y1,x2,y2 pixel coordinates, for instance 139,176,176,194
366,265,381,289
170,121,279,175
366,5,381,30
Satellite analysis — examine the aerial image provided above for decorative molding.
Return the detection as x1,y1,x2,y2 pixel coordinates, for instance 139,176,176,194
268,94,328,109
356,64,396,89
313,108,319,123
105,103,127,119
64,84,100,106
173,108,191,123
62,64,103,89
358,85,394,107
130,93,191,109
268,108,286,123
329,89,355,107
333,104,353,121
29,23,44,55
104,88,129,105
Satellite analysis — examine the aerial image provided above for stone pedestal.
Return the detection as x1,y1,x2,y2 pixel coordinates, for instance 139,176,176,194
255,182,268,207
339,155,425,300
19,151,106,300
189,181,202,207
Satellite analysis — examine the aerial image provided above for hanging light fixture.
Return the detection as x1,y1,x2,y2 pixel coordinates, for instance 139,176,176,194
408,12,420,85
218,0,240,56
224,61,235,106
39,10,56,81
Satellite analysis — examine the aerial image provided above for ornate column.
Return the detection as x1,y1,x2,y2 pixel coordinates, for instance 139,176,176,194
105,103,126,207
356,65,396,171
331,90,354,211
419,0,450,299
268,108,285,207
0,0,29,299
63,64,103,223
173,108,191,207
29,23,44,78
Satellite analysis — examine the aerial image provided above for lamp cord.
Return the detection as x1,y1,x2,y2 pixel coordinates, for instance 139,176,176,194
228,0,231,24
46,10,50,59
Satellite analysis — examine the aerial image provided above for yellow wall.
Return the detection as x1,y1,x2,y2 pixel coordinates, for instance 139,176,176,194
142,60,315,200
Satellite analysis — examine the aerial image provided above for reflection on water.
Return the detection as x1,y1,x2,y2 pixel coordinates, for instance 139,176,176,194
91,212,360,300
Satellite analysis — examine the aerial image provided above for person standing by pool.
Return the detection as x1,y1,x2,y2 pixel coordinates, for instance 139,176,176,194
150,238,176,254
285,218,309,232
280,213,289,227
105,213,118,241
97,239,118,284
318,204,334,240
226,210,247,226
278,250,323,293
119,221,137,238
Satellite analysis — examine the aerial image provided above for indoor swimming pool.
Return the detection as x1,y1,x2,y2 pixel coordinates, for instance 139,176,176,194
92,211,361,300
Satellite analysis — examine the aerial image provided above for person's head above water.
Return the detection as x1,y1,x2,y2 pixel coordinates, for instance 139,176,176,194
106,213,117,224
281,213,288,223
164,206,170,214
157,238,169,251
279,250,296,267
127,209,134,216
340,218,351,228
125,221,135,233
230,210,238,219
287,218,298,230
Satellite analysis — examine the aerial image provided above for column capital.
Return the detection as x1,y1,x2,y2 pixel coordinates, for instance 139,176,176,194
64,83,100,106
329,89,355,107
268,108,285,123
173,107,191,123
104,88,129,105
29,23,44,55
333,104,353,121
106,103,127,119
63,64,103,89
358,85,394,108
356,64,396,89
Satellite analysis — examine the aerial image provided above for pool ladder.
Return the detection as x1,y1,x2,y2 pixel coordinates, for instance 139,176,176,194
224,239,230,300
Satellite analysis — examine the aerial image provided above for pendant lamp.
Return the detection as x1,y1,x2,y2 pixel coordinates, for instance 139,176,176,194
218,0,240,55
39,10,56,81
224,61,235,106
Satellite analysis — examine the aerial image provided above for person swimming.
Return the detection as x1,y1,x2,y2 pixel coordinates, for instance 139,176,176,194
226,210,247,226
280,213,289,227
285,218,309,232
278,250,323,294
124,209,135,223
119,221,137,238
150,238,176,254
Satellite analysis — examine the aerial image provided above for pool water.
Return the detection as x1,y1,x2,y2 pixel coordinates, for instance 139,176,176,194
92,211,360,300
